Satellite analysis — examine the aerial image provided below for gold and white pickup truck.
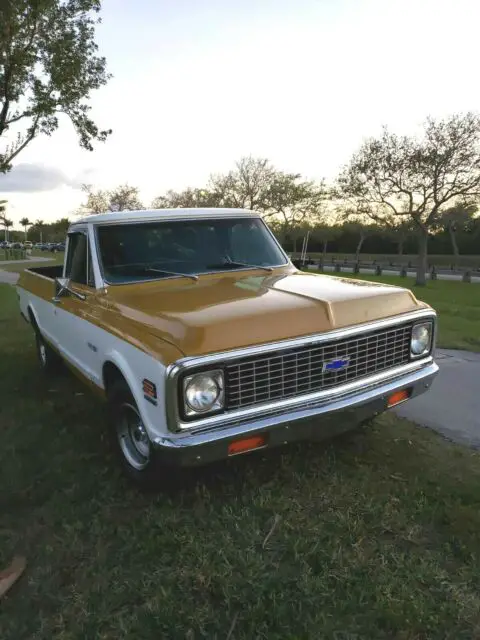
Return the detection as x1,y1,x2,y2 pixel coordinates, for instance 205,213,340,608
17,208,439,486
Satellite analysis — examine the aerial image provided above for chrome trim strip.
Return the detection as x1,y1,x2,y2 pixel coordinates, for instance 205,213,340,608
23,269,56,283
165,308,437,432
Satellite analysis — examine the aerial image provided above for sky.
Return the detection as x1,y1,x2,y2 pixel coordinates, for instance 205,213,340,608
2,0,480,225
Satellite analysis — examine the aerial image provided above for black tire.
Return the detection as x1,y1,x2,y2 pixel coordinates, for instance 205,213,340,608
35,330,62,374
107,378,160,489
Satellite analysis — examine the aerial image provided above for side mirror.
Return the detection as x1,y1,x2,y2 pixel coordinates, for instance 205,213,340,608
53,277,86,302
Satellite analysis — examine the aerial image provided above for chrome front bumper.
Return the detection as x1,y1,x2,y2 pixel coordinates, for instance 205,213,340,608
153,360,439,467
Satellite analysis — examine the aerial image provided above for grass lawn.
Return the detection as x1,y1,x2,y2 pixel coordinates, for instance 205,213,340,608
0,252,63,273
312,272,480,353
1,282,480,639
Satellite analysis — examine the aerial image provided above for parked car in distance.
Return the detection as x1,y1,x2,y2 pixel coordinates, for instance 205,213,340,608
16,208,439,488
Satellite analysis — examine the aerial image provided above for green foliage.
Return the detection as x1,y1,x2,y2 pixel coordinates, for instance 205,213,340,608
152,156,328,232
0,0,111,172
80,183,144,214
337,113,480,284
439,202,478,258
152,187,221,209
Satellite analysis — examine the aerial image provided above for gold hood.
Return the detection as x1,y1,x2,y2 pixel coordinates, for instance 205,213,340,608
106,270,426,358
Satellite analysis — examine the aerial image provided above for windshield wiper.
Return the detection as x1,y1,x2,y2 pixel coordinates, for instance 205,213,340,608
209,259,273,273
146,267,198,281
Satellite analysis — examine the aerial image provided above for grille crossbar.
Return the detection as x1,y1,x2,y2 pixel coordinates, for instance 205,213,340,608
225,323,412,410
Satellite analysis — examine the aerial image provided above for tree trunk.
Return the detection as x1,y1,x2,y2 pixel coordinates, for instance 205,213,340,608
397,238,404,256
448,224,460,262
322,240,328,257
416,230,429,286
355,234,365,261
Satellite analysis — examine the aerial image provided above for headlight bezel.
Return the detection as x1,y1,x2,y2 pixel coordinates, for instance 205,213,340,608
181,369,225,418
410,321,433,359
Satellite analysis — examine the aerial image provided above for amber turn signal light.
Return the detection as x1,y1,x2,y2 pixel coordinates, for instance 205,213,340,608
387,389,411,408
228,436,266,456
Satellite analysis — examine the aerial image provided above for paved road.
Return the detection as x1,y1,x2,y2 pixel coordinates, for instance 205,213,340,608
1,270,478,447
0,257,53,284
0,270,20,284
395,349,480,448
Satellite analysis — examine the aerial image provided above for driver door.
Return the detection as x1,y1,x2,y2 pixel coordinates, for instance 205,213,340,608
53,231,104,387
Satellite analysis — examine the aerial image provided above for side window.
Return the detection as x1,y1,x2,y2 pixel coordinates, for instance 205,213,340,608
66,233,94,287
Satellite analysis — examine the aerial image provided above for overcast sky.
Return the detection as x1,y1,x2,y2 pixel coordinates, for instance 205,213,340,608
2,0,480,225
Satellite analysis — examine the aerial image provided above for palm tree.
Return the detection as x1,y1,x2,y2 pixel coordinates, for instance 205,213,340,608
19,217,32,241
3,218,13,242
0,200,7,240
34,219,45,243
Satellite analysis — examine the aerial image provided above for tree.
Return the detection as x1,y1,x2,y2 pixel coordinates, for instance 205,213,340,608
210,156,326,231
2,217,13,241
19,217,31,240
80,184,144,214
209,156,275,210
337,113,480,285
310,223,341,260
152,156,327,233
80,184,109,213
341,220,376,262
30,218,45,242
438,201,477,261
0,0,112,174
151,187,220,209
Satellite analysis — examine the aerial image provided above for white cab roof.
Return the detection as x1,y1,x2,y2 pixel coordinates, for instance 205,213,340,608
74,207,259,226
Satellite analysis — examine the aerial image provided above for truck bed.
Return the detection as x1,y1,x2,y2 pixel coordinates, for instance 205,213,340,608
27,264,63,279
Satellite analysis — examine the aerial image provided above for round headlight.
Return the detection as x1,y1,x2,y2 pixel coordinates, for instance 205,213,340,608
185,374,220,413
411,323,431,355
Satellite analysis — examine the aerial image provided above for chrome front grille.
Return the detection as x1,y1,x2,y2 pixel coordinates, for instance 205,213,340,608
225,322,413,410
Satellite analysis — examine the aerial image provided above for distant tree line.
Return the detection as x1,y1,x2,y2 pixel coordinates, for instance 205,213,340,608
2,113,480,284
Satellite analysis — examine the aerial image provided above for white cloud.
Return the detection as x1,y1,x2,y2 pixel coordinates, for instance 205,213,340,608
0,163,96,193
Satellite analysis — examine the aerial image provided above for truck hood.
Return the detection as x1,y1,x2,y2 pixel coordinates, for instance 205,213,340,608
107,270,424,357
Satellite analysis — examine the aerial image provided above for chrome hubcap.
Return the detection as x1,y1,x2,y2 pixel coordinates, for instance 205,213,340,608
116,402,150,471
39,343,47,366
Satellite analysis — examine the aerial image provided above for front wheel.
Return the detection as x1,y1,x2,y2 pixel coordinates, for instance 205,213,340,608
107,379,160,489
35,330,62,375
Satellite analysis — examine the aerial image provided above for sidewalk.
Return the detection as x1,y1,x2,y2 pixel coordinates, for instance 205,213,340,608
0,270,20,285
395,349,480,448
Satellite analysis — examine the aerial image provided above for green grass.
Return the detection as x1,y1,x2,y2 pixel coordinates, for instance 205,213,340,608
317,272,480,352
1,283,480,639
0,252,63,273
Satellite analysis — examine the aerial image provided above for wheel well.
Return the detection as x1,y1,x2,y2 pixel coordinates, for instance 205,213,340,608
103,361,126,394
28,307,38,330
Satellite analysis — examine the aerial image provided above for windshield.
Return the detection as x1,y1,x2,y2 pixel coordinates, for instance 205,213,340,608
96,217,287,284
